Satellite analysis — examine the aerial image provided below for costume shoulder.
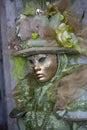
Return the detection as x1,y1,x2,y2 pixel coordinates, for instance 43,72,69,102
57,64,87,109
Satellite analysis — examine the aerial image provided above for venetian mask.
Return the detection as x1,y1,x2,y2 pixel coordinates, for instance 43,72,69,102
28,54,58,82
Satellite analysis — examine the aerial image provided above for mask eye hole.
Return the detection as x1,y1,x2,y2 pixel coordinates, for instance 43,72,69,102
28,59,34,65
38,57,46,63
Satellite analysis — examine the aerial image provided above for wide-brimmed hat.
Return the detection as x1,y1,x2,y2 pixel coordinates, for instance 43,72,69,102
9,3,81,57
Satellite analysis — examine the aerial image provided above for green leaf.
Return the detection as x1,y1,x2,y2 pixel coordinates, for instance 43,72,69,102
18,118,26,130
31,32,39,39
12,57,27,82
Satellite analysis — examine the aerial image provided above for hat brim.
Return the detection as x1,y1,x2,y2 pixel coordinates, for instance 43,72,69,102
13,47,79,57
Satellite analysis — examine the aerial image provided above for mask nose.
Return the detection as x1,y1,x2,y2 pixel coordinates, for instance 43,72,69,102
33,62,41,72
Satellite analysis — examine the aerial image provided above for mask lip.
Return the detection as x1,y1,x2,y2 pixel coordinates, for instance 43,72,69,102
12,47,79,57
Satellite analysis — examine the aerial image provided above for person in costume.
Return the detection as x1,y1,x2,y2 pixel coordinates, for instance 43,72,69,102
9,2,87,130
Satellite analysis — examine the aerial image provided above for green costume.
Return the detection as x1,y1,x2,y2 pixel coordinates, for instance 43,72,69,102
10,54,87,130
9,2,87,130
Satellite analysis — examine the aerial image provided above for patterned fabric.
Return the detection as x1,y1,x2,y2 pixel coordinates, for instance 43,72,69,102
11,54,87,130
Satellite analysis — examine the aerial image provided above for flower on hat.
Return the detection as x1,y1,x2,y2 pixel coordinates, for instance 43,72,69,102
56,23,78,48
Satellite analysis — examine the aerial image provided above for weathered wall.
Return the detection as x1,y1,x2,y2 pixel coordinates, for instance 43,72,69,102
0,0,18,130
0,28,7,130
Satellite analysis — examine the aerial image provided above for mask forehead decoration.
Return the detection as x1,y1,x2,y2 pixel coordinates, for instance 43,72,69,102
8,2,84,57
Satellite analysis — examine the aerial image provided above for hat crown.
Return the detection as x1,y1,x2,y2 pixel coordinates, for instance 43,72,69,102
9,4,81,56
